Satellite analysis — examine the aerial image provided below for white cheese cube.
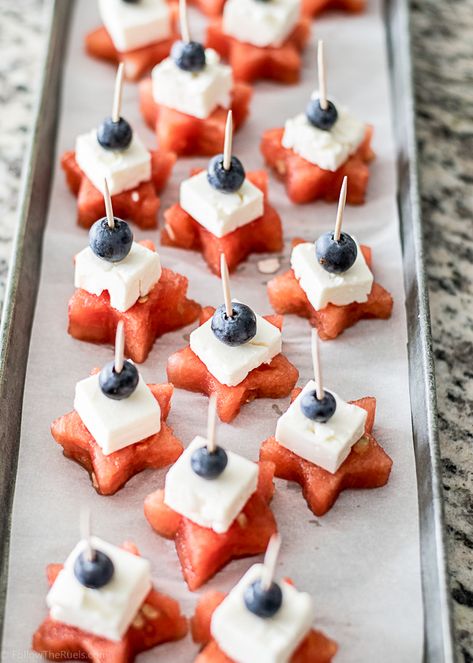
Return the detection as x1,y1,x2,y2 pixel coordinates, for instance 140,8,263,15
74,373,161,455
98,0,172,52
47,536,151,642
190,303,282,387
211,563,314,663
151,49,232,119
180,170,264,238
74,242,162,313
275,380,367,473
75,130,151,197
282,103,366,171
291,240,373,310
223,0,300,48
164,436,258,533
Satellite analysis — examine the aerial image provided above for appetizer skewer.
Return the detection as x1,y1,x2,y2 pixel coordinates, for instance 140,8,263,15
144,395,278,589
163,111,283,275
167,255,298,422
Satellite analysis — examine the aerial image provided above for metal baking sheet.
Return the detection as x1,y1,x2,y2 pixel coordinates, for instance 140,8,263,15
0,0,454,660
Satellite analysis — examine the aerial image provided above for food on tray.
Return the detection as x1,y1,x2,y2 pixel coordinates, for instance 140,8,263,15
205,0,311,84
33,514,187,662
62,64,175,229
166,255,298,422
261,40,374,204
139,0,251,155
68,182,200,362
85,0,180,81
260,331,393,515
162,111,283,275
144,395,277,589
267,177,393,339
191,534,338,662
51,322,183,494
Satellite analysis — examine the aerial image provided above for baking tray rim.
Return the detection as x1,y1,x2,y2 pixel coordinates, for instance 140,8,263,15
0,0,455,660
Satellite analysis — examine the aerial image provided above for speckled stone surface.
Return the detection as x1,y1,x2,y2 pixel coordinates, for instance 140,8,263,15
0,0,471,659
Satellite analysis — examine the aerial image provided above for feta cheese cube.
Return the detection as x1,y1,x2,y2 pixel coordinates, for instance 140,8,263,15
275,380,367,473
164,436,258,533
98,0,172,52
211,563,314,663
74,373,161,455
151,49,232,119
75,130,151,197
291,240,373,310
74,241,162,313
282,103,366,171
190,304,282,387
223,0,300,48
47,536,152,642
180,170,264,238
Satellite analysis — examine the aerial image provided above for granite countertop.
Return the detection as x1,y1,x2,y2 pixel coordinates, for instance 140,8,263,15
0,0,471,659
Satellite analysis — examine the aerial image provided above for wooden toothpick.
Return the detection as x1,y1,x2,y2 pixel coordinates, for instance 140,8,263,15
206,394,218,453
261,533,281,591
317,40,328,111
333,176,348,242
103,178,115,229
179,0,190,43
112,63,125,123
220,254,233,318
311,329,324,401
223,110,233,171
80,506,94,562
115,321,125,374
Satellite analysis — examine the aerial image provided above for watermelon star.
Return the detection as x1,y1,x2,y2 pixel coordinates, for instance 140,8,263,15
191,587,338,662
61,150,176,230
162,170,283,276
260,391,393,517
51,382,184,496
166,307,299,423
302,0,365,17
267,239,393,340
144,461,277,591
33,542,188,663
206,17,311,85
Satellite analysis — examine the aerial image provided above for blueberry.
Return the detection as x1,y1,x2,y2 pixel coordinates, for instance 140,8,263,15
89,217,133,263
99,359,139,400
207,154,245,193
171,40,206,72
191,445,228,479
244,579,283,618
306,98,338,131
74,549,114,589
211,302,257,347
97,117,133,151
300,389,337,423
315,231,358,274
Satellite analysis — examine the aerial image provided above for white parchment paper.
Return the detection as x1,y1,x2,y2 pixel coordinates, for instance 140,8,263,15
2,0,424,660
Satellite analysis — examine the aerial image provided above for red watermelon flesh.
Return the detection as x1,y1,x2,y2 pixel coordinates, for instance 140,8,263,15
68,241,201,363
166,307,299,422
162,170,283,276
192,589,337,663
206,18,311,84
33,544,188,662
144,461,277,590
139,78,252,156
84,5,179,81
260,392,393,516
61,149,176,229
261,126,374,205
51,382,183,496
267,241,393,340
302,0,365,16
189,0,225,15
